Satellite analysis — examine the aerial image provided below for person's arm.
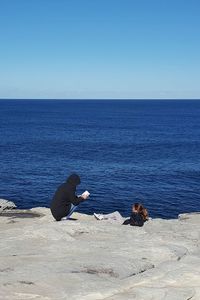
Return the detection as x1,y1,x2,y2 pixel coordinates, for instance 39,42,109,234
69,190,85,206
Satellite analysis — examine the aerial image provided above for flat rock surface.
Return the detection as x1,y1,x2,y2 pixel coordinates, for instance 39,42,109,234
0,208,200,300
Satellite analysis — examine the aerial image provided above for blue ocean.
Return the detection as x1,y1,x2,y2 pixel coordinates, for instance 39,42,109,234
0,99,200,219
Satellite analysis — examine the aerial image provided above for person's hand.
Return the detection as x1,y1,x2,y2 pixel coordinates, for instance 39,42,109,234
82,194,88,200
81,191,90,200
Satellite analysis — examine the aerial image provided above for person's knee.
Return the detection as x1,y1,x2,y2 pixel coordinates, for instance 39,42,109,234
123,219,130,225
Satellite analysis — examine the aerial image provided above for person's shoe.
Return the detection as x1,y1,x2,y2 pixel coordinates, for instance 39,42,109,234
94,213,104,220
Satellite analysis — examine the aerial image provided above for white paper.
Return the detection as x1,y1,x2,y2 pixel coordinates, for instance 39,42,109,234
81,190,90,198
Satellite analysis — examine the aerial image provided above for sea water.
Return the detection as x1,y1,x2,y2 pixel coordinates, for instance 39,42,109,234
0,99,200,218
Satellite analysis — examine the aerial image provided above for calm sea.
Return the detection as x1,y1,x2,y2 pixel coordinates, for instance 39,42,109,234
0,99,200,218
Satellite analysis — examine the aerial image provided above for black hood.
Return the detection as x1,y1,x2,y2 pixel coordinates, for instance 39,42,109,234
66,173,81,186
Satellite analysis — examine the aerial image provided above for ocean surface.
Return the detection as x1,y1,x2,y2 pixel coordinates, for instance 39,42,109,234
0,99,200,219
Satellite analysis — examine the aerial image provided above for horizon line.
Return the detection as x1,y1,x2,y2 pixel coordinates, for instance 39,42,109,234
0,98,200,101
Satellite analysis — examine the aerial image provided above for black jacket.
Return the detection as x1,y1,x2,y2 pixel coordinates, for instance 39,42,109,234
50,174,84,221
123,212,144,227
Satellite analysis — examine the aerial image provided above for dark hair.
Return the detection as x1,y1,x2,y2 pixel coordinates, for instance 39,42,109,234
141,208,149,221
138,205,144,213
134,203,140,210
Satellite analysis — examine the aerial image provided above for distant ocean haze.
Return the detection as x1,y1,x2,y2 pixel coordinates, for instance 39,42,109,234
0,99,200,218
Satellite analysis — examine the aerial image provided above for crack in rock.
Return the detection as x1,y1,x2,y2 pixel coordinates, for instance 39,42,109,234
18,281,35,285
3,283,12,286
72,267,119,278
127,263,155,278
177,252,187,261
1,211,44,218
0,268,14,272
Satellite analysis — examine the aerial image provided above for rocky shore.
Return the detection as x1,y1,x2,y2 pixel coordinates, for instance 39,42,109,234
0,205,200,300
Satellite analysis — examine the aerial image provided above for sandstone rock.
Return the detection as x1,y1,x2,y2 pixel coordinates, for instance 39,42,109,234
0,207,199,299
0,199,16,213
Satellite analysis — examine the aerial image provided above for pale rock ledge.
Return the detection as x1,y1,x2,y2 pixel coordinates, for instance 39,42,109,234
0,207,200,300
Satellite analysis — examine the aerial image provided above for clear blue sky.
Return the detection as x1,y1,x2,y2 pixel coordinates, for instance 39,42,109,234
0,0,200,99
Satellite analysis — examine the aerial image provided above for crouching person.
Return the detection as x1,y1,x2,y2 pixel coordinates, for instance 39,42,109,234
50,173,88,221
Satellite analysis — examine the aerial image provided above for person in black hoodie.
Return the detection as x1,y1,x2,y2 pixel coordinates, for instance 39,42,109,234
50,173,88,221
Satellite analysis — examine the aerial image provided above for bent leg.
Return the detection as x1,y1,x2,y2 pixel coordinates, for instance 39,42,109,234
66,204,78,219
61,204,78,220
122,219,131,225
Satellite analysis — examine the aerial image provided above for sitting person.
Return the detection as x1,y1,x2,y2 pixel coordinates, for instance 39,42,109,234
94,203,148,227
123,203,148,227
50,173,89,221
